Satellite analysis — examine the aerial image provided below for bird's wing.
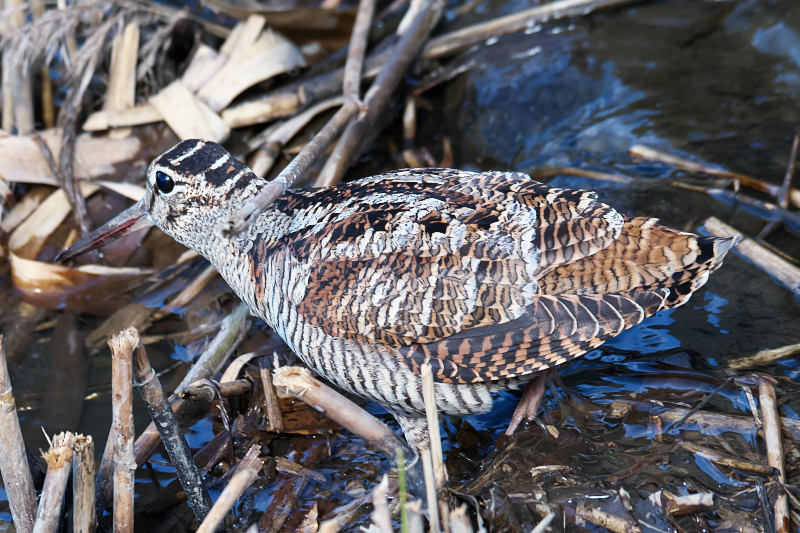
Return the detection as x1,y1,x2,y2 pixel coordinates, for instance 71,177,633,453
286,168,623,350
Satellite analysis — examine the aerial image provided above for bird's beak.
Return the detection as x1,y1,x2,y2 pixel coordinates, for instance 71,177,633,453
55,198,154,263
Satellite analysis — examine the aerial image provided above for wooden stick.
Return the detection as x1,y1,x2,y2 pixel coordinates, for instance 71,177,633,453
272,366,424,492
196,444,261,533
728,342,800,371
72,435,96,533
760,382,789,533
703,217,800,297
129,328,213,525
315,0,444,186
423,0,635,58
33,433,76,533
222,0,377,236
632,144,800,209
420,364,446,489
260,364,284,432
109,332,136,533
0,335,38,533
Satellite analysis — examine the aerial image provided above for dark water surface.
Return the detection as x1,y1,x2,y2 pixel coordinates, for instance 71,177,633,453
2,0,800,530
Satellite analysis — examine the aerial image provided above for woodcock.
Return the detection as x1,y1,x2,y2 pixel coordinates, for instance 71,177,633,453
59,139,739,451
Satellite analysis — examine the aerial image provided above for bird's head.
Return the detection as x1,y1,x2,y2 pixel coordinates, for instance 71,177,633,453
56,139,263,263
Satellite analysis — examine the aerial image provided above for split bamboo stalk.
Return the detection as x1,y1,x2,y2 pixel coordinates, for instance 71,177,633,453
760,382,789,533
72,435,97,533
259,363,284,432
223,0,377,235
109,331,136,533
33,432,76,533
195,444,262,533
129,327,213,525
0,335,38,533
703,217,800,297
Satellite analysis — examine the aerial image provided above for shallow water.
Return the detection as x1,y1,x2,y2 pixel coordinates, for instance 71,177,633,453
2,0,800,531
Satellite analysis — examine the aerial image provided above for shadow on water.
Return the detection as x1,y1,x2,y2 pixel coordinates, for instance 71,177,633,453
2,0,800,531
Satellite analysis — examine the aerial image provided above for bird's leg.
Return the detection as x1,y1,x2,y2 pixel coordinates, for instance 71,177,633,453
505,372,548,436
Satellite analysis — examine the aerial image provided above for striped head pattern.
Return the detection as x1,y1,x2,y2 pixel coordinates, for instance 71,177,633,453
145,139,263,250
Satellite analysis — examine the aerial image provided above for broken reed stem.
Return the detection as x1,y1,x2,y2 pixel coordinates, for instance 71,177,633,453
109,331,136,533
530,512,556,533
259,363,284,432
778,134,800,209
223,0,377,236
665,377,732,433
576,501,641,533
72,435,97,533
133,302,249,468
95,425,116,524
371,476,393,533
315,0,444,187
397,449,408,533
663,492,718,516
728,342,800,371
760,382,790,533
0,336,38,533
704,217,800,297
272,366,424,492
420,364,446,489
420,449,441,533
34,433,76,533
449,505,474,533
196,444,261,533
128,327,213,526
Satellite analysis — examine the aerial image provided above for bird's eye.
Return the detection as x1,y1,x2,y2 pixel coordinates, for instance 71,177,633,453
155,171,174,194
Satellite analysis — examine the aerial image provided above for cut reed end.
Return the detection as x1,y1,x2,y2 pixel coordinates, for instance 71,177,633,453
42,432,76,468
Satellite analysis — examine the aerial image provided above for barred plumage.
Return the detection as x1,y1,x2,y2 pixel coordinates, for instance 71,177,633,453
60,139,739,450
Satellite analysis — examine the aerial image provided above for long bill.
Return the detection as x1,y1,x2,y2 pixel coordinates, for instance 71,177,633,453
55,198,154,264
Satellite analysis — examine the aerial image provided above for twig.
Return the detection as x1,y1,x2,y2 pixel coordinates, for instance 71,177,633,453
315,0,444,186
760,382,790,533
704,217,800,297
129,328,213,526
133,302,249,467
0,335,38,533
272,366,424,493
33,433,76,533
677,440,773,475
109,331,136,533
260,363,284,432
778,134,800,209
665,377,733,433
223,0,377,236
631,145,800,209
728,343,800,371
196,444,261,533
531,512,556,533
72,435,96,533
422,0,637,58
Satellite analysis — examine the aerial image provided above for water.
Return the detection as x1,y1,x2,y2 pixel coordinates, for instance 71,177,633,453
3,0,800,530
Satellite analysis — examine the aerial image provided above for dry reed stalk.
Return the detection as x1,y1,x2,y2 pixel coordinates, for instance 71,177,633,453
133,302,248,467
703,217,800,297
760,382,789,533
677,440,773,475
105,20,139,140
0,335,38,533
575,501,641,533
272,366,423,491
314,0,444,187
129,327,213,525
449,504,474,533
196,444,261,533
420,364,446,489
260,364,284,432
531,512,555,533
632,145,800,208
223,0,376,235
370,476,393,533
34,432,76,533
406,500,424,533
662,492,718,516
728,342,800,370
109,330,136,533
72,435,97,533
95,424,116,523
420,448,440,533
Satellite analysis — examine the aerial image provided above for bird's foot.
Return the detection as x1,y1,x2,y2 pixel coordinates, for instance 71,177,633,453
505,372,548,436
